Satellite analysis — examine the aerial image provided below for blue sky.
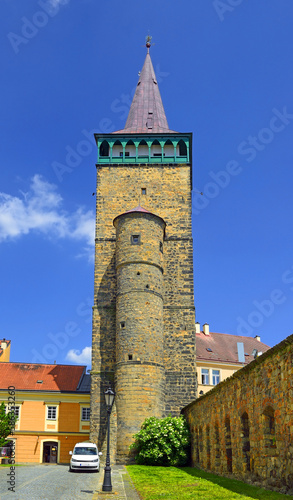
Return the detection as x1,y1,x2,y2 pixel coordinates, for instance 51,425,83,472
1,0,293,368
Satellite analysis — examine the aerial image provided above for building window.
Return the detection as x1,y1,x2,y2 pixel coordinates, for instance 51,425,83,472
141,188,146,195
120,321,125,329
81,407,90,421
212,369,220,385
131,234,141,245
47,406,57,420
6,405,20,421
201,368,209,385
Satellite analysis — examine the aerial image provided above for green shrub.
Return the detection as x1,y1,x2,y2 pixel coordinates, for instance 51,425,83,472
130,415,190,466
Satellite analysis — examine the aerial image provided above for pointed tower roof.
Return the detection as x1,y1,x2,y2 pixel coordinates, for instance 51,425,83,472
114,38,176,134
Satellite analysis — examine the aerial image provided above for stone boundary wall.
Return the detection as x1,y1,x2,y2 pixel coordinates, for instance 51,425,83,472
182,334,293,494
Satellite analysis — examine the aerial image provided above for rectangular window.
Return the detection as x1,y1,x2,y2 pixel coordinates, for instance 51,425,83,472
81,407,90,421
201,368,209,385
47,406,57,420
212,369,220,385
131,234,141,245
141,188,146,195
6,405,20,420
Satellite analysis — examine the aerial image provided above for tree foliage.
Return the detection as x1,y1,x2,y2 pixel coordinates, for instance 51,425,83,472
130,415,190,466
0,402,16,447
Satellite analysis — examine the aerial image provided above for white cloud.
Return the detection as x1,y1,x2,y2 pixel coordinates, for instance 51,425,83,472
66,346,92,365
0,175,95,259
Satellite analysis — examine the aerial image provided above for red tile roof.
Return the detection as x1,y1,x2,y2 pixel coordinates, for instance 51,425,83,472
113,48,176,134
0,363,86,392
196,332,270,365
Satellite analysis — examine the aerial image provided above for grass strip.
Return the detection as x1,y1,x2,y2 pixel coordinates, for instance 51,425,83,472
126,465,290,500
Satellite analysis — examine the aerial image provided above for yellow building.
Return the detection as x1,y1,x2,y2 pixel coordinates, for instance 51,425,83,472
0,362,90,463
195,323,270,396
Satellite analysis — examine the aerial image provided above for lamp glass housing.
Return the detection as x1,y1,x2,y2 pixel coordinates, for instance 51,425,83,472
104,388,115,407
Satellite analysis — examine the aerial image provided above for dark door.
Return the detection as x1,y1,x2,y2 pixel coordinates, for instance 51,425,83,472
43,442,58,463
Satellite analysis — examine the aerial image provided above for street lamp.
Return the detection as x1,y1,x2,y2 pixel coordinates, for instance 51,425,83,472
102,388,115,492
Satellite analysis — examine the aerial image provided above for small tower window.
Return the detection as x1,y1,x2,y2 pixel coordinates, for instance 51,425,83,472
131,234,141,245
141,188,146,195
120,322,125,329
128,354,133,361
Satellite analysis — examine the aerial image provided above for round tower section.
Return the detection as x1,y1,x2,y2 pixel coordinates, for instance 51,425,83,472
113,207,165,462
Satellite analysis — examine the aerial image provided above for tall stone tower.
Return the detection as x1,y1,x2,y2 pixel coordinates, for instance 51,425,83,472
90,39,197,463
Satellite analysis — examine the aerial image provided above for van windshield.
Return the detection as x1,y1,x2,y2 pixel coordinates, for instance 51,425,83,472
74,447,97,456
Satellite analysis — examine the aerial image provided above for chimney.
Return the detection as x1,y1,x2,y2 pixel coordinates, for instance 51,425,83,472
195,322,200,334
203,323,209,336
1,340,7,349
0,339,11,362
254,335,261,342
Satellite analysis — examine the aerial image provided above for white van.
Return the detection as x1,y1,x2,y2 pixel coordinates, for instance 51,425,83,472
69,442,102,472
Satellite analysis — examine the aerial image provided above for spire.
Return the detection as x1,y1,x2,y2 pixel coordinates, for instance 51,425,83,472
114,37,176,134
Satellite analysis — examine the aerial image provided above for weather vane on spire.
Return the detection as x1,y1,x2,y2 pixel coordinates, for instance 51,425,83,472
145,35,152,52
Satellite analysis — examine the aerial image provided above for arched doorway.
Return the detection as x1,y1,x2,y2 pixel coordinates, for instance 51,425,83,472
42,441,58,463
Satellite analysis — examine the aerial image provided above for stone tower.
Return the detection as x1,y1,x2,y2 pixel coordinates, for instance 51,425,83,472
90,39,197,463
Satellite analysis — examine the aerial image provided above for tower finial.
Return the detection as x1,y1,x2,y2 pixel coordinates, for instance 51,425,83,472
145,35,152,53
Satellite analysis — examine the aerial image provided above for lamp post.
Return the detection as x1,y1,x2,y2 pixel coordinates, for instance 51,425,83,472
102,388,115,492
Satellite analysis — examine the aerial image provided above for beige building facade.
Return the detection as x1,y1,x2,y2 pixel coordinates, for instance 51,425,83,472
195,323,270,396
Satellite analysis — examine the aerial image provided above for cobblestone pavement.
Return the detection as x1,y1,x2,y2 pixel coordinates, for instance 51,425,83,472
0,464,141,500
0,464,100,500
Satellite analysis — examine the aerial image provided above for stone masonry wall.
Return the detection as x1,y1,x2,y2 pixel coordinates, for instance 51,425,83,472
182,334,293,494
91,162,196,462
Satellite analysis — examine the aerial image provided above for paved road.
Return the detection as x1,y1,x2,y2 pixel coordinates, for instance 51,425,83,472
0,464,99,500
